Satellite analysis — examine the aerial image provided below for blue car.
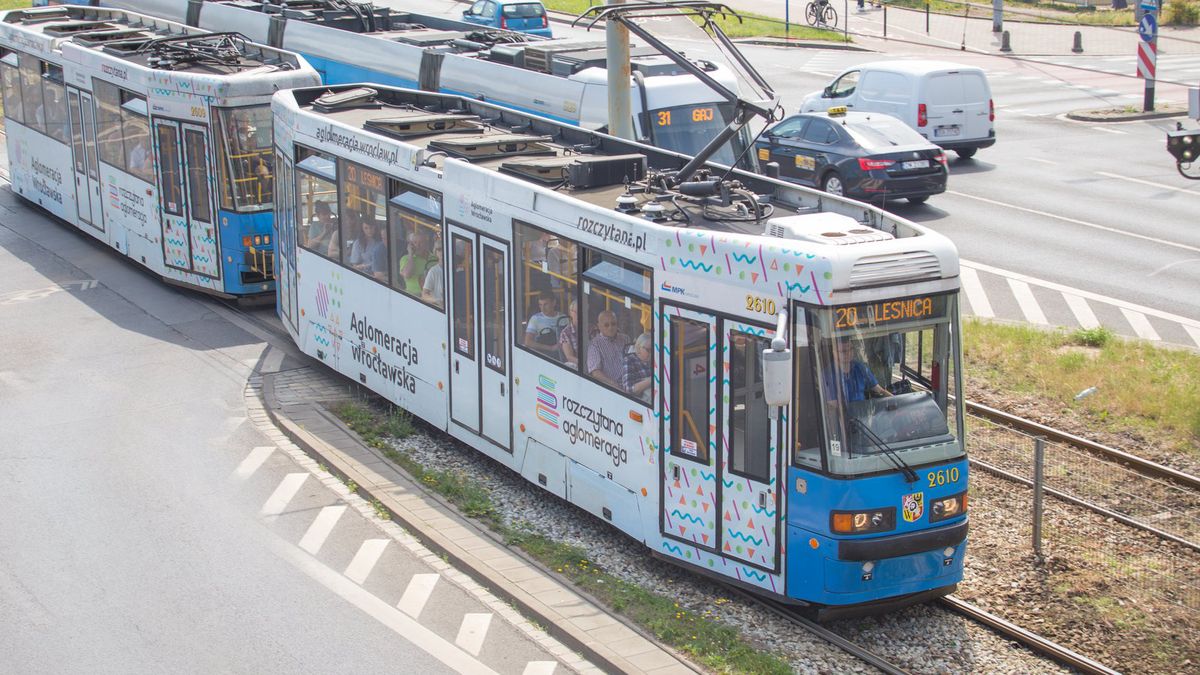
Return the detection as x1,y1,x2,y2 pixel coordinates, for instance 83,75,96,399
462,0,553,37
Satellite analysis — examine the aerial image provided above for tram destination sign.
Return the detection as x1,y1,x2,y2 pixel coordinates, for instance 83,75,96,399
834,294,948,331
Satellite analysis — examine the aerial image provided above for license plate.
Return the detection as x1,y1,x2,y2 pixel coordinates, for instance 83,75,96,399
934,125,960,137
902,159,930,170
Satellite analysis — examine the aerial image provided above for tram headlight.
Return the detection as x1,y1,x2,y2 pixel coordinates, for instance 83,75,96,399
830,508,895,535
929,492,968,523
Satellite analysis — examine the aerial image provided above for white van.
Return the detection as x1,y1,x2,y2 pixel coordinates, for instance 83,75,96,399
800,60,995,159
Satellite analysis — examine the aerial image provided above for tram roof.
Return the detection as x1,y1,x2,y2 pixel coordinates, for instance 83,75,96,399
0,6,306,75
282,84,960,296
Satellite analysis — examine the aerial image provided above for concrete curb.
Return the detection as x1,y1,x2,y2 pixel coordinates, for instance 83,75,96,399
1065,107,1188,122
734,37,873,51
260,369,702,675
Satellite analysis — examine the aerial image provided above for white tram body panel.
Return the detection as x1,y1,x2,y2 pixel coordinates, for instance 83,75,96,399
275,85,964,605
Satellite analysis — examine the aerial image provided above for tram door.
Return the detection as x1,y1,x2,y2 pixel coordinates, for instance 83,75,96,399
720,325,781,572
660,307,719,551
448,224,512,449
154,120,218,278
67,89,103,230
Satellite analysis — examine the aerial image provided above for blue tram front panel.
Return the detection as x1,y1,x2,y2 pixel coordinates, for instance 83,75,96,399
220,209,275,296
786,458,968,606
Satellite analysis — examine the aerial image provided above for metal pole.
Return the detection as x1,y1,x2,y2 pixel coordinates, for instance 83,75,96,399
883,4,887,37
785,0,790,38
1032,436,1045,561
925,0,930,34
606,0,634,140
992,0,1002,32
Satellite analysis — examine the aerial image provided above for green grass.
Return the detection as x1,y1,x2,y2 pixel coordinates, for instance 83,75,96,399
542,0,845,41
0,0,31,10
963,319,1200,455
333,400,793,673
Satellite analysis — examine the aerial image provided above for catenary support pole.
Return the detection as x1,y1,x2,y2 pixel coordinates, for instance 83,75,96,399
606,0,634,140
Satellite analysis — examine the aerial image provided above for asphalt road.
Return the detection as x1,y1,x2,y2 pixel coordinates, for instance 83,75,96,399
0,191,575,673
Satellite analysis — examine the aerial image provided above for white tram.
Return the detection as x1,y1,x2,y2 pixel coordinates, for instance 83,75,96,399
274,85,969,615
0,6,319,296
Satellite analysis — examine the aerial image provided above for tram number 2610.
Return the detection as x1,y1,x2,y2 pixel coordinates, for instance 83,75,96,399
926,467,960,488
745,295,776,316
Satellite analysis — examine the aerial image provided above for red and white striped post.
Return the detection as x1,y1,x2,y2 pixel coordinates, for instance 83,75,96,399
1137,1,1159,112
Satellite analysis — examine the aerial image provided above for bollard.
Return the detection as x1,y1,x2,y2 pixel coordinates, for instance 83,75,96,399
1000,29,1012,52
883,4,887,37
1072,30,1084,53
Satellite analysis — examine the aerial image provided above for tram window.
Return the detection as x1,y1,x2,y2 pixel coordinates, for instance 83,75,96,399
183,129,212,223
729,331,771,482
295,145,340,260
482,246,506,374
389,179,442,305
215,106,274,212
156,123,183,216
93,79,123,168
452,234,475,359
580,248,652,396
338,159,388,282
670,316,709,463
42,64,66,144
121,98,152,184
19,53,44,134
68,90,84,174
793,311,824,470
514,221,576,364
1,51,23,124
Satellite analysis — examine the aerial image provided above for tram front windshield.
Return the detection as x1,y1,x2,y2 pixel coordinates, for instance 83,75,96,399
644,102,752,169
794,294,964,476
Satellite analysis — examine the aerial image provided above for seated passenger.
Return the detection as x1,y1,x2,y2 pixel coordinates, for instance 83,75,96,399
306,201,339,258
398,228,438,296
587,310,630,387
421,241,445,306
349,215,388,281
622,332,654,402
524,293,565,359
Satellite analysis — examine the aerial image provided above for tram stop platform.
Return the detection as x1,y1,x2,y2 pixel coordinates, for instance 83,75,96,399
259,352,700,675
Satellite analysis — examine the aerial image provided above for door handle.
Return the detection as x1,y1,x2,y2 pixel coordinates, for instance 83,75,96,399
759,491,769,509
952,109,964,113
500,381,506,396
455,360,459,374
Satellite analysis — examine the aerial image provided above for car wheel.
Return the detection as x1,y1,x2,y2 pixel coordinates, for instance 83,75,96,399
822,172,844,196
956,148,977,159
907,196,929,204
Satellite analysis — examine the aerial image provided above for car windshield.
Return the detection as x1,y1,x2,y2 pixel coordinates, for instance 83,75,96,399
503,3,545,17
793,295,965,477
842,116,929,152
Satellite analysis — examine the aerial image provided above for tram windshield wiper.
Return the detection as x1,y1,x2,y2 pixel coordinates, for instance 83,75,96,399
850,418,918,484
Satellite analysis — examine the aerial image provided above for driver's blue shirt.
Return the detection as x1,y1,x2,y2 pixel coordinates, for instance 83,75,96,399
833,361,878,402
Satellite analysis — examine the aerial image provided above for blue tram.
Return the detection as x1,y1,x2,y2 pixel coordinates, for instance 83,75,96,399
0,6,319,297
273,83,969,617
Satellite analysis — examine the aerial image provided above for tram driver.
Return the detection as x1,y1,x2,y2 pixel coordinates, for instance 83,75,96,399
832,339,892,402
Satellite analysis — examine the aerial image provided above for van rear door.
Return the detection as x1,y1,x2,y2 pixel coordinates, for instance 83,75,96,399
925,70,991,143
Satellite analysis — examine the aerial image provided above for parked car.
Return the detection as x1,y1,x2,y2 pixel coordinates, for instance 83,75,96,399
799,60,994,159
462,0,553,37
755,107,948,204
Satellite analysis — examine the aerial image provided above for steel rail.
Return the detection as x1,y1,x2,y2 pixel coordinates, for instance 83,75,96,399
939,596,1122,675
966,400,1200,491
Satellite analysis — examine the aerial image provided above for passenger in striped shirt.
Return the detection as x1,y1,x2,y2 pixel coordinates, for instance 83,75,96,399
587,310,630,387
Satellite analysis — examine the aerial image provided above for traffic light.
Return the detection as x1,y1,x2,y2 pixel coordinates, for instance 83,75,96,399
1167,127,1199,163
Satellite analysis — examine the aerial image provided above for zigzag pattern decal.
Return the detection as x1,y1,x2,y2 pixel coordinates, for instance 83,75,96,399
730,251,758,264
678,259,714,272
727,529,765,545
670,510,706,525
750,504,777,518
661,542,686,556
741,568,769,582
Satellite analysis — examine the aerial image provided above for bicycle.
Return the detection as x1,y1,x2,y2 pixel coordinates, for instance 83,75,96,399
805,0,837,27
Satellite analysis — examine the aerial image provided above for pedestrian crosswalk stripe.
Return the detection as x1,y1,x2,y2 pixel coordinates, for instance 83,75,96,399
345,539,389,585
1007,278,1048,325
522,662,558,675
300,505,346,555
1063,294,1100,330
261,473,308,520
456,613,493,656
960,266,994,318
232,446,274,480
1185,324,1200,349
397,573,440,618
1120,308,1160,341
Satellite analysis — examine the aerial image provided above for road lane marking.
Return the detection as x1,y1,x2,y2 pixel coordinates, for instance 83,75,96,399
1120,308,1160,341
1026,157,1057,165
299,505,346,555
1185,325,1200,348
456,613,493,656
270,538,499,675
959,266,994,318
232,446,275,480
1063,294,1100,329
1149,258,1200,276
964,259,1200,331
1090,126,1125,134
1095,171,1200,196
260,473,308,521
948,191,1200,255
522,663,558,675
1007,278,1048,325
397,573,441,618
345,539,389,585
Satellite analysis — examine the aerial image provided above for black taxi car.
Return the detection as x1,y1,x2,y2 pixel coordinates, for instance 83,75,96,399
755,107,947,204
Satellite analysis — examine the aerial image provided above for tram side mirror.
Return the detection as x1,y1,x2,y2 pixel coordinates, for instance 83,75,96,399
762,339,791,407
